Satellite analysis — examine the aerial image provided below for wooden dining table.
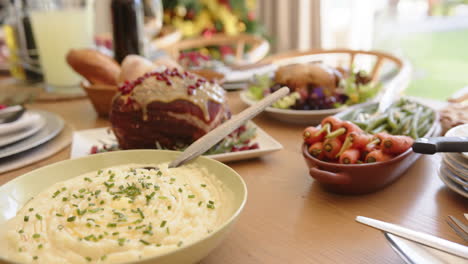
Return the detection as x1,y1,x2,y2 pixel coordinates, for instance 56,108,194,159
1,91,467,264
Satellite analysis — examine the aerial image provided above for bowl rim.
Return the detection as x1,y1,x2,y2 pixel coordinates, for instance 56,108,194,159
0,149,248,264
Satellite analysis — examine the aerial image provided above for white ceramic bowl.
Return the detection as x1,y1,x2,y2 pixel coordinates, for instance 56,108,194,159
0,150,247,264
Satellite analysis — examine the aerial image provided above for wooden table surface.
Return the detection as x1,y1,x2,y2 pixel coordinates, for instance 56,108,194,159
1,91,467,264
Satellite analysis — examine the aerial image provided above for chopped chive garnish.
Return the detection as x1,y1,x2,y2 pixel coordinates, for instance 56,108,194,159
207,204,215,209
58,225,64,230
201,184,207,188
101,255,107,261
85,256,92,262
52,190,61,198
117,238,125,246
158,196,167,200
107,223,117,228
160,220,167,228
62,197,68,202
188,195,195,199
35,214,42,220
178,188,183,193
112,232,119,236
77,209,87,216
154,209,158,214
32,233,40,239
86,223,92,228
38,244,43,249
177,241,183,247
198,201,203,207
156,243,161,247
61,187,67,191
67,216,76,222
56,213,63,217
100,200,105,205
208,200,214,204
33,256,38,260
18,229,24,234
79,188,86,193
167,206,172,210
28,208,34,212
84,177,92,182
157,171,162,176
154,185,160,191
24,216,29,222
139,239,150,245
166,227,170,234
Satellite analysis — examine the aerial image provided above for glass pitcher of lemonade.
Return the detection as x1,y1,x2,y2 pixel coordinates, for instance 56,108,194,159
27,0,94,94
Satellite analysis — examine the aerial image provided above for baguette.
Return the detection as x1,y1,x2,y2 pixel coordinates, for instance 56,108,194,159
66,49,120,86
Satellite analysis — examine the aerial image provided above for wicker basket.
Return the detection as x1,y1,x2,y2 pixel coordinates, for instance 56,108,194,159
162,33,270,65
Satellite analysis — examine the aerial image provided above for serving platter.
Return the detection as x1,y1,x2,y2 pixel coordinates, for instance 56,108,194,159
70,122,283,163
0,110,64,159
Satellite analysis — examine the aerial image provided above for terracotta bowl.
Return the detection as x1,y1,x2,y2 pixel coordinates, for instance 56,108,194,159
302,144,421,194
302,101,439,194
81,82,117,117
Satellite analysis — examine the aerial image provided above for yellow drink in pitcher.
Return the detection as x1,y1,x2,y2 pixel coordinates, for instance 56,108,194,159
30,8,93,92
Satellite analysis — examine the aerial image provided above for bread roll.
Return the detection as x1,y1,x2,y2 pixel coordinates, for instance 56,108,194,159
66,49,120,86
118,55,159,84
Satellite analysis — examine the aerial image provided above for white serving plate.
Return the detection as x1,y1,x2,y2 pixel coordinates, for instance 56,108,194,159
240,91,344,125
0,110,64,159
70,122,283,162
0,111,42,136
0,113,44,147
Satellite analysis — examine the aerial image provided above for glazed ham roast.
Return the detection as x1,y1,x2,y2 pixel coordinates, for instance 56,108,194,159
110,68,230,150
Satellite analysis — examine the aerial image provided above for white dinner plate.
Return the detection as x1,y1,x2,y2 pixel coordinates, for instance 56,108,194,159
240,91,345,125
0,113,45,147
438,164,468,198
0,110,64,159
440,162,468,188
70,122,283,162
0,111,42,136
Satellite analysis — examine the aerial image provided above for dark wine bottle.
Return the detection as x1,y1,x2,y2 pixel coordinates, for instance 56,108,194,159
111,0,146,64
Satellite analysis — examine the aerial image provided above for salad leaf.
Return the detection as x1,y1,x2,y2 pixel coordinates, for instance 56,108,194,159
247,74,272,100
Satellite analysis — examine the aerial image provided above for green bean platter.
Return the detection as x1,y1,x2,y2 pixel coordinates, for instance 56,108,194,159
339,99,436,139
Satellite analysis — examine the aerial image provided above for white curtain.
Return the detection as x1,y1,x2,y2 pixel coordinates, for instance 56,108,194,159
257,0,322,53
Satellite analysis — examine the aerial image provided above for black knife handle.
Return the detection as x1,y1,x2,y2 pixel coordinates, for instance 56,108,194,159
412,137,468,154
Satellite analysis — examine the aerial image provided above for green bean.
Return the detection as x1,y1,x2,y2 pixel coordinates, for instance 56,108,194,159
372,123,389,134
388,108,398,130
348,108,364,122
365,114,388,132
410,106,423,139
392,115,412,134
352,121,368,130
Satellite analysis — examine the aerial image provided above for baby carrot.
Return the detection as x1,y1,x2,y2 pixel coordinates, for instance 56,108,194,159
381,135,414,155
326,120,362,141
323,138,343,160
308,142,325,160
335,131,373,158
365,150,392,163
303,126,325,145
361,144,378,161
318,116,344,136
339,149,360,164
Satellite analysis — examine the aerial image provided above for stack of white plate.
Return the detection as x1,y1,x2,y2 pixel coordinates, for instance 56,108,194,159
0,109,64,159
438,124,468,198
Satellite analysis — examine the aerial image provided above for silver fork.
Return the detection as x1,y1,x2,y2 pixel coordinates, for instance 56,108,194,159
447,215,468,242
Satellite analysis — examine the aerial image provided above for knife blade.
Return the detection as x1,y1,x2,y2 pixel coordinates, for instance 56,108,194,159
385,233,467,264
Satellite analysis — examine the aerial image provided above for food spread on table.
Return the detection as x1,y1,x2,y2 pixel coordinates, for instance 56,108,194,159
2,163,232,263
247,63,382,110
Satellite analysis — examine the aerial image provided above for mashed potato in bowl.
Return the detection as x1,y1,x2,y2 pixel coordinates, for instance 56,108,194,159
1,161,235,264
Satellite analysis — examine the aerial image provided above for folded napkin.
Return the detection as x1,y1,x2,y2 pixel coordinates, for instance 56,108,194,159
0,112,42,136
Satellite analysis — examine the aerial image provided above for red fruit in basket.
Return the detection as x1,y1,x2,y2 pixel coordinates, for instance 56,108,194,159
303,126,324,144
323,138,342,160
339,149,360,164
308,142,324,160
365,150,392,163
381,135,414,155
